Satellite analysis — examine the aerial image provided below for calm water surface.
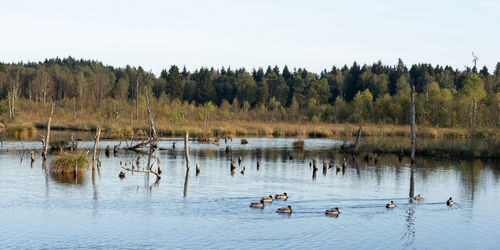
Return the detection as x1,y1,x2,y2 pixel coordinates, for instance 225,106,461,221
1,137,499,249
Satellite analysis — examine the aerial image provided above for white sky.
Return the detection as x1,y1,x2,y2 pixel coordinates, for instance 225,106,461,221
1,0,499,74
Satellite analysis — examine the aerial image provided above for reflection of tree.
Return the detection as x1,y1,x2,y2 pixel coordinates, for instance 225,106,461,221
402,205,416,247
460,160,483,209
409,164,415,198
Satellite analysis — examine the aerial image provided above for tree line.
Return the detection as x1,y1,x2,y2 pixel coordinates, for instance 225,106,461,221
0,57,499,128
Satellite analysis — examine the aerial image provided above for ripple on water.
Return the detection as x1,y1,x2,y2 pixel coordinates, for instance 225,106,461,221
1,138,499,249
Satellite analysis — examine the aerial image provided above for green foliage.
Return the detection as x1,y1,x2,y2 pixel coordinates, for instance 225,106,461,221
0,58,498,128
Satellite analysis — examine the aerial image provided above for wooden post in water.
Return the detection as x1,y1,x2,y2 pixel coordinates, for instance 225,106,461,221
353,126,362,154
42,102,54,160
92,126,101,170
185,131,190,169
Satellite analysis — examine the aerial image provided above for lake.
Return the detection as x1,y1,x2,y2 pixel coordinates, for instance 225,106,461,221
1,137,499,249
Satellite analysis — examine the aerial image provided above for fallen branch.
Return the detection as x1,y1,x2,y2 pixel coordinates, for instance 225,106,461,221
126,139,155,150
121,167,161,179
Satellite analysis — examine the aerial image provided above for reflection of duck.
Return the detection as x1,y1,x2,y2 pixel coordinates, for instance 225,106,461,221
262,195,273,203
275,193,288,200
447,197,453,206
386,201,395,208
325,207,339,215
240,166,245,175
238,156,242,166
415,194,422,200
277,206,292,214
250,199,264,208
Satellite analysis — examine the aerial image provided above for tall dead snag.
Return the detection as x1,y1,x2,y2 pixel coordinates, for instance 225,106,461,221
92,126,101,170
42,102,54,160
145,91,158,140
185,131,190,169
410,85,416,164
409,84,416,198
353,126,362,154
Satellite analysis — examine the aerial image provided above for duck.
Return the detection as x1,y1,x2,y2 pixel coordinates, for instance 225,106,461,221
447,197,453,206
250,199,265,208
415,194,422,201
262,195,273,203
275,192,288,200
325,207,340,215
386,201,395,208
277,205,292,214
118,171,126,178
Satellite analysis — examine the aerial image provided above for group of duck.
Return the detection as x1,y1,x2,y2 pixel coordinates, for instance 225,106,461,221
250,193,455,216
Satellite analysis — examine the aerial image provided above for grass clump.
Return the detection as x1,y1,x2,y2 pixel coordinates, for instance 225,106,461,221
50,151,89,176
50,140,68,151
292,139,305,149
5,123,37,139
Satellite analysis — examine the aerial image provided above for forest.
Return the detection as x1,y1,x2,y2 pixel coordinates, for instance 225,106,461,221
0,57,499,136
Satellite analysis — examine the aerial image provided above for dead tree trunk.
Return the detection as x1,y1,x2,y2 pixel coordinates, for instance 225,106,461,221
353,126,362,154
145,91,158,139
185,131,190,169
409,84,416,198
42,103,54,160
92,126,101,170
136,79,139,119
410,84,416,163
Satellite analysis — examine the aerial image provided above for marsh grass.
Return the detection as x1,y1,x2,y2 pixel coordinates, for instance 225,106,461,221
5,123,37,139
292,139,305,150
50,151,89,176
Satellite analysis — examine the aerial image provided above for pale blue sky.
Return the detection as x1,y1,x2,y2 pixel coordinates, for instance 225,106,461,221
1,0,499,74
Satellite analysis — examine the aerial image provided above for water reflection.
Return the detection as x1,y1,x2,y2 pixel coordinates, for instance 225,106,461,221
2,137,500,249
183,168,189,198
402,205,416,247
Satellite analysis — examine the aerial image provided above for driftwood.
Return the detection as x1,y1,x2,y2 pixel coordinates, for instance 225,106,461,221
42,103,54,160
92,126,101,169
121,167,161,178
126,139,155,150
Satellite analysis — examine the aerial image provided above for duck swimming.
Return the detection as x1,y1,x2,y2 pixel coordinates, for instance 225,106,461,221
325,207,340,215
447,197,453,206
415,194,422,200
275,192,288,200
250,199,265,208
262,195,273,203
277,206,292,214
386,201,395,208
